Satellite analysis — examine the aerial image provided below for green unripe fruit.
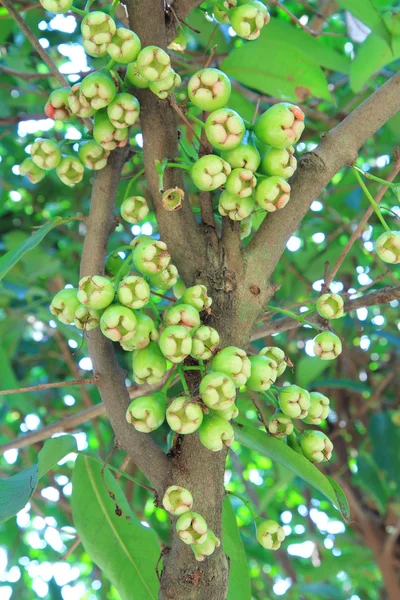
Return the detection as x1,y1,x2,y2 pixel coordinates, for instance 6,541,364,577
164,303,200,330
303,392,330,425
246,355,277,392
200,372,236,411
107,27,141,64
105,251,131,277
107,93,140,128
261,146,297,179
126,392,166,432
176,512,208,545
93,109,129,151
56,156,84,186
255,103,305,149
125,61,150,88
81,11,116,57
120,196,149,224
100,304,137,342
300,430,333,463
162,485,193,516
313,331,342,360
162,187,184,211
68,83,95,118
159,325,192,363
256,520,285,550
214,404,239,421
192,530,221,561
230,1,270,40
166,396,204,434
191,326,220,361
376,230,400,264
50,288,80,325
268,411,293,438
222,143,261,172
40,0,73,13
45,87,71,121
188,68,231,112
149,69,181,99
80,71,117,110
279,385,310,419
136,45,171,82
316,293,344,320
73,305,101,331
211,346,251,387
173,278,187,300
259,346,286,376
205,108,245,151
77,275,114,310
132,237,171,275
79,140,109,171
255,176,291,211
191,155,231,191
225,168,256,198
132,342,168,385
120,313,158,351
19,158,46,184
218,191,255,221
182,285,212,311
199,414,234,451
30,138,61,170
149,264,179,290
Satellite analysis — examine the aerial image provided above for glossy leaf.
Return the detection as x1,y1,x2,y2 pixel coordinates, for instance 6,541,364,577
295,357,330,389
223,496,252,600
354,453,388,515
71,454,160,600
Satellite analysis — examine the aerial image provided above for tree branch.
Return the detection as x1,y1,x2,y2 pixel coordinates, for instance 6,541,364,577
0,377,95,396
251,285,400,340
246,71,400,281
79,149,169,492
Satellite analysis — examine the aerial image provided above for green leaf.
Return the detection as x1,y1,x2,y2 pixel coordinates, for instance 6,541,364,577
222,497,252,600
295,357,330,389
369,413,400,492
186,9,231,53
312,378,371,393
71,455,160,600
234,422,350,520
0,435,77,523
0,217,65,282
354,452,388,515
221,39,332,103
0,343,26,410
0,464,38,523
337,0,391,46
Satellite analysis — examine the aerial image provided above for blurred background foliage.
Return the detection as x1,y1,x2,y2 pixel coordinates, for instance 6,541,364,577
0,0,399,599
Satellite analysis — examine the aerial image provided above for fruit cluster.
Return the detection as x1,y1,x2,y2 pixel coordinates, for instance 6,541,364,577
213,1,270,41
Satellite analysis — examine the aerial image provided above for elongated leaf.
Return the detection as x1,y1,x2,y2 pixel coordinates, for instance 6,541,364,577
221,39,332,103
71,455,159,600
0,217,64,282
337,0,391,45
295,357,330,389
0,435,77,523
234,422,350,520
354,453,388,515
222,497,252,600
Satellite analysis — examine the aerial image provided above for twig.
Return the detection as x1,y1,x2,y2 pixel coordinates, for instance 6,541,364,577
0,377,96,396
270,0,343,37
61,537,81,560
169,98,205,149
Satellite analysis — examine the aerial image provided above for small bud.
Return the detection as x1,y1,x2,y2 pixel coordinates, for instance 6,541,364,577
107,27,141,64
316,293,344,320
81,11,116,57
268,411,293,438
192,530,221,561
218,191,255,221
279,385,310,419
149,69,181,99
136,45,171,82
303,392,330,425
164,303,200,330
120,313,158,351
166,396,204,434
259,346,286,376
200,372,236,410
255,176,291,212
256,520,285,550
93,109,129,151
132,237,171,275
68,83,95,118
50,288,80,325
182,285,212,311
225,168,256,198
19,158,46,184
162,485,193,516
100,304,137,342
246,355,277,392
230,1,270,40
375,230,400,264
162,187,184,211
125,61,150,88
77,275,115,310
132,342,168,385
149,264,179,290
205,108,245,151
74,305,101,331
211,346,251,387
107,93,140,128
79,140,110,171
191,155,231,191
199,414,234,451
80,71,117,110
261,146,297,179
159,325,192,363
120,196,149,224
222,143,261,172
40,0,73,13
45,87,71,121
118,275,150,309
255,103,305,149
30,138,61,170
191,326,220,360
300,430,333,463
176,512,208,545
126,392,166,432
313,331,342,360
56,156,84,186
188,68,231,112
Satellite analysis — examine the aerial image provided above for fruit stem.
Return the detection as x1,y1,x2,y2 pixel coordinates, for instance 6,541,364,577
162,368,178,393
105,58,117,72
178,364,190,395
353,165,397,188
225,490,260,521
267,304,321,330
70,6,87,16
110,0,120,18
182,366,203,371
244,119,254,131
113,253,133,291
187,113,206,129
353,167,391,232
123,168,145,201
